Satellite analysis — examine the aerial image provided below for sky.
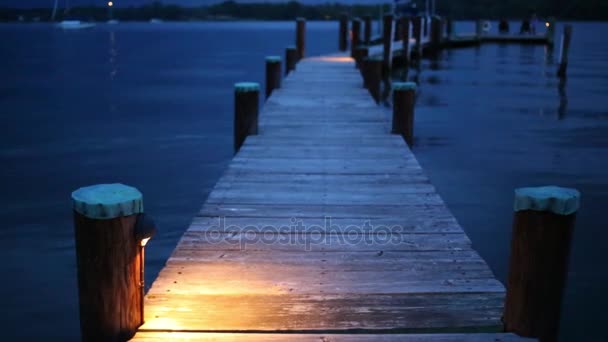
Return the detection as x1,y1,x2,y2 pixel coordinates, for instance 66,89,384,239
3,0,384,8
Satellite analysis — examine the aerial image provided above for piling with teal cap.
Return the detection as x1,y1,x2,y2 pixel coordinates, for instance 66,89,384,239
72,183,147,340
265,56,282,99
504,185,580,341
234,81,259,153
392,82,417,146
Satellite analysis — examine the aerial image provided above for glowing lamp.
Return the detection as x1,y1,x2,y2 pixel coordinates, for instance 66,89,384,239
108,1,113,7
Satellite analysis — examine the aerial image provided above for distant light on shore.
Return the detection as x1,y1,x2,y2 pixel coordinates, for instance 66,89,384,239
545,22,550,27
108,1,113,7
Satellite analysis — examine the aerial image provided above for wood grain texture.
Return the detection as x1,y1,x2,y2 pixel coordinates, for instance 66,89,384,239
137,53,505,339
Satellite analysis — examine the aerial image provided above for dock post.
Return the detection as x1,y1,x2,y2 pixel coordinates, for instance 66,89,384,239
285,46,297,76
476,19,483,39
339,14,348,51
351,18,361,58
394,17,401,41
296,17,306,61
430,15,442,50
354,46,369,69
363,15,372,44
234,82,259,153
265,56,281,99
412,16,423,63
392,82,417,146
400,16,411,66
423,16,428,37
72,183,150,341
504,186,580,342
446,17,454,38
364,56,382,103
557,25,573,78
546,17,556,45
382,14,394,78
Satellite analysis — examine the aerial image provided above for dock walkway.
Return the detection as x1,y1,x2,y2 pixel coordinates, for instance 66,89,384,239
133,54,530,341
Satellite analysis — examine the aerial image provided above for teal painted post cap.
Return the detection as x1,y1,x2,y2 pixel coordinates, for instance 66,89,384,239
266,56,282,62
393,82,417,91
514,186,580,215
72,183,144,219
234,82,260,92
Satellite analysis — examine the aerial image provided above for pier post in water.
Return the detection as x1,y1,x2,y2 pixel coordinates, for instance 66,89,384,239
400,16,411,66
476,19,484,39
285,46,297,76
392,82,417,146
363,56,382,103
557,25,573,78
382,14,394,78
446,17,454,38
72,183,148,341
296,17,306,61
503,186,580,342
546,17,556,45
351,18,361,58
265,56,281,99
354,46,369,69
430,15,442,50
339,14,348,51
234,82,259,153
363,15,372,44
412,16,423,63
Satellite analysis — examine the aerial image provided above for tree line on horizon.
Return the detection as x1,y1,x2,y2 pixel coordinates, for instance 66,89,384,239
1,0,607,22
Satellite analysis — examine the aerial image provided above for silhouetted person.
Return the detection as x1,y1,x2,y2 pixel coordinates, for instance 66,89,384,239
499,19,510,34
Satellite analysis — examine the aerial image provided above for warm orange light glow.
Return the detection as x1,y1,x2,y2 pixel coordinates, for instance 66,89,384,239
545,22,550,27
140,237,150,246
310,56,353,63
108,1,113,6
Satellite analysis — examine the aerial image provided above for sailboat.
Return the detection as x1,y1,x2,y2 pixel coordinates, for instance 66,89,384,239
53,0,96,30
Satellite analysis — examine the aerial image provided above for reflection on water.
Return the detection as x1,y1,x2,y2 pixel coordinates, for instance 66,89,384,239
413,22,608,341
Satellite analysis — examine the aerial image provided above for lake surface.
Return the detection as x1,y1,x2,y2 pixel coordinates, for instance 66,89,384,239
0,21,606,341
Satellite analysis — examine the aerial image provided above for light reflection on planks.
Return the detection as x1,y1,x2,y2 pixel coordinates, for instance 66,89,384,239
133,53,511,340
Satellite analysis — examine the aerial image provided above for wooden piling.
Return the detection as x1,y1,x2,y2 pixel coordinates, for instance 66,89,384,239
430,15,442,50
412,16,423,62
72,183,145,341
285,46,297,76
394,18,401,41
504,186,580,342
476,19,483,39
234,82,259,153
339,14,348,51
364,56,382,103
382,14,394,77
557,25,573,78
423,16,428,37
296,17,306,61
363,15,372,44
400,16,411,66
446,17,454,38
265,56,281,99
546,17,556,46
354,46,369,69
392,82,417,146
351,18,361,58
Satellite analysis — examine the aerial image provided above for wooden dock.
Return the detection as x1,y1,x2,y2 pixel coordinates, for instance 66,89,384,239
128,53,536,341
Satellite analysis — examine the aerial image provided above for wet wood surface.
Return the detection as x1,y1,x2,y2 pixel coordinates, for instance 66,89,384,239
133,54,511,340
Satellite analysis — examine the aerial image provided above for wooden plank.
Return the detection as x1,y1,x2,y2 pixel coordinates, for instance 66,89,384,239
138,53,506,338
132,333,535,341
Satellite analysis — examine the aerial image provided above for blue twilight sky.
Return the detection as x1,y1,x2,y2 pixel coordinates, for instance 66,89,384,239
3,0,387,7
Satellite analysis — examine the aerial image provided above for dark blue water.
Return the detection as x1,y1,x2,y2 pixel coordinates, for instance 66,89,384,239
0,21,606,341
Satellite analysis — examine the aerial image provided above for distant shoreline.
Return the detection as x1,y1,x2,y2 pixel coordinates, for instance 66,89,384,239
2,1,608,22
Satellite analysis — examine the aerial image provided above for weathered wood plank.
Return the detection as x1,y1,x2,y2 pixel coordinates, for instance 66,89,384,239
138,53,505,338
132,333,535,341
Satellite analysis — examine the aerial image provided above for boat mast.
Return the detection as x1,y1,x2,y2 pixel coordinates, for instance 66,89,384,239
51,0,59,21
